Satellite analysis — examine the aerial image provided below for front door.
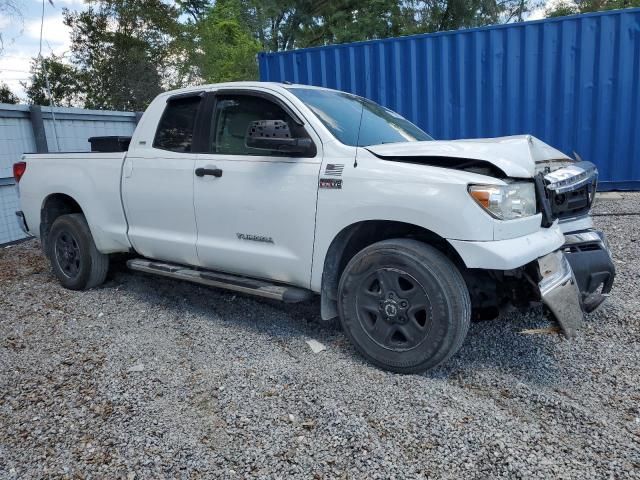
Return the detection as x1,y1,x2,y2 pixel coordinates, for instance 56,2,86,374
193,91,322,287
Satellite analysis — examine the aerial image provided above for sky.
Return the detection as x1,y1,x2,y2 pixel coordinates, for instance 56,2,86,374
0,0,550,102
0,0,87,100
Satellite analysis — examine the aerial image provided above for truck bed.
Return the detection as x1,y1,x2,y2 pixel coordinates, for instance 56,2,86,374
18,152,131,253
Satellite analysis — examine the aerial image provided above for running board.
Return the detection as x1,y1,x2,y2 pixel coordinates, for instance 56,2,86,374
127,259,313,303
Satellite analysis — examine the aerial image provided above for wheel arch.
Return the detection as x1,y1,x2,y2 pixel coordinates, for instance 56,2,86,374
319,220,465,321
40,193,84,250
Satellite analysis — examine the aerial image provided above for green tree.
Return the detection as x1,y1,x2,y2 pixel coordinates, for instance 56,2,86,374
546,0,640,16
411,0,535,32
193,0,261,82
249,0,308,51
295,0,412,47
22,55,82,107
0,82,19,104
249,0,539,51
176,0,211,22
46,0,543,110
64,0,182,111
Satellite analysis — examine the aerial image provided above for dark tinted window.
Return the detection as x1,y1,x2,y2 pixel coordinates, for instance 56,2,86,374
154,96,202,152
212,95,308,156
289,88,432,146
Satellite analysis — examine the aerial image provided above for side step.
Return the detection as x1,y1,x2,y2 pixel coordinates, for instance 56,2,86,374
126,259,313,303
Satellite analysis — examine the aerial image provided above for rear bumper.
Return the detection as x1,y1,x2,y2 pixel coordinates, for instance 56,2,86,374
538,229,614,337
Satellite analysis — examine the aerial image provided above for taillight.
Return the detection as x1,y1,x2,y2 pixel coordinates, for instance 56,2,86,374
13,162,26,183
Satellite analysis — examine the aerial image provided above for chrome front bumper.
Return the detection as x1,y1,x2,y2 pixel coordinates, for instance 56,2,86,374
538,229,615,338
538,251,584,338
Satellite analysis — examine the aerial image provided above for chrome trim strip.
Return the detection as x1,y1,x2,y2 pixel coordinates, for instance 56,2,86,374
563,231,603,245
544,160,598,194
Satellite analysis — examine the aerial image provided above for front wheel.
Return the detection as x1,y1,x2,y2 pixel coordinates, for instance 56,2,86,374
338,239,470,374
46,213,109,290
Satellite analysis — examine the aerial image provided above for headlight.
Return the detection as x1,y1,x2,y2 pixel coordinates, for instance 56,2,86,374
468,182,536,220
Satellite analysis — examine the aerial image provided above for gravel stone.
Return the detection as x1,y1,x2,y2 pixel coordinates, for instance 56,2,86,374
1,194,639,478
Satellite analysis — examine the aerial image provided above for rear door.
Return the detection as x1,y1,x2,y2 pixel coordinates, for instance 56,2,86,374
193,90,322,287
122,94,205,265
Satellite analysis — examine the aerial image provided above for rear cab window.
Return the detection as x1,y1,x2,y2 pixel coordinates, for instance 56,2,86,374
153,95,202,152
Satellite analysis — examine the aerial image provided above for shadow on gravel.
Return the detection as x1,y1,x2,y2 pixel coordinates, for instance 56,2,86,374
431,321,564,387
109,261,564,384
108,263,328,337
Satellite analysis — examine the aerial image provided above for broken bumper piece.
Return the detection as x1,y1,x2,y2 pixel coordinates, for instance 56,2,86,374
538,251,584,338
537,229,614,338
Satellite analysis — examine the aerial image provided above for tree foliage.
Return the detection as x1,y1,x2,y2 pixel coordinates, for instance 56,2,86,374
63,0,182,111
21,0,551,110
23,55,82,107
546,0,640,17
194,0,261,83
0,82,19,104
245,0,537,51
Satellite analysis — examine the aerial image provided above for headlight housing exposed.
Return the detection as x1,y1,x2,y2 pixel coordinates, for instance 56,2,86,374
468,182,536,220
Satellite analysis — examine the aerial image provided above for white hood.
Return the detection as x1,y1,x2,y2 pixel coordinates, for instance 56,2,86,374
366,135,572,178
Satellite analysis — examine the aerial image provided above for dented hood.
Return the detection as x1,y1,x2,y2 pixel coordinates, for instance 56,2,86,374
366,135,572,178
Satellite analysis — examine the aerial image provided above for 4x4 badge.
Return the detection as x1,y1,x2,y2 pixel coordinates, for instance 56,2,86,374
319,178,342,189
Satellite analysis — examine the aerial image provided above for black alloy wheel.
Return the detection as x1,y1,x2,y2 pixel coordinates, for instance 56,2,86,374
54,229,82,279
338,239,471,374
355,268,433,352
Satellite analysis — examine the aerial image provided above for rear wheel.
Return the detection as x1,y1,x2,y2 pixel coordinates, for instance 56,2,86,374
338,239,470,374
46,213,109,290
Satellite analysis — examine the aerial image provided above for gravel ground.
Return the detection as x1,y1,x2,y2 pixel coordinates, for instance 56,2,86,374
1,194,639,479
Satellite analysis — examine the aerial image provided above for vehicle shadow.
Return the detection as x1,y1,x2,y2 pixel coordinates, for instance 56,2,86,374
107,263,333,341
430,314,566,386
109,265,565,386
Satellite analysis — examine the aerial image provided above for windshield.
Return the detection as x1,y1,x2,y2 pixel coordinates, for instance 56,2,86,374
289,88,433,147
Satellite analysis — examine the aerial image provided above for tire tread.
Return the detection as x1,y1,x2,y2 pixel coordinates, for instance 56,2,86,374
47,213,109,290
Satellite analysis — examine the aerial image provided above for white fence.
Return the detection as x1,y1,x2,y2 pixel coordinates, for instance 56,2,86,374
0,103,139,245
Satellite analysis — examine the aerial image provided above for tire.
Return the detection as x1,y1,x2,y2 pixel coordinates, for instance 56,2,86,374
46,213,109,290
338,239,470,374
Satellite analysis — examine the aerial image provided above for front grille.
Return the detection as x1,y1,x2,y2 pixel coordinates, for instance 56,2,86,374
536,161,598,226
548,181,595,219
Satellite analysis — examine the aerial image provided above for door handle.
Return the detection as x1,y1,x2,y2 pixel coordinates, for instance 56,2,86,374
195,167,223,178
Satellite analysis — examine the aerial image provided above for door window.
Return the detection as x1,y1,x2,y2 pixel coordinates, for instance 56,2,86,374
154,95,202,152
211,94,308,156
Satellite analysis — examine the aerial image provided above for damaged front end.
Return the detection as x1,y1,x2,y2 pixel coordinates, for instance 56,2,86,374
535,235,615,337
536,160,615,335
465,160,615,337
534,159,616,336
467,240,614,338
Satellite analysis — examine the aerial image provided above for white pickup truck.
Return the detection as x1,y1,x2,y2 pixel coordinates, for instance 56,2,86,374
14,82,615,373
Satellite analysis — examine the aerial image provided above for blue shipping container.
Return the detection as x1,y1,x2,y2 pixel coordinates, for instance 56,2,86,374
259,9,640,190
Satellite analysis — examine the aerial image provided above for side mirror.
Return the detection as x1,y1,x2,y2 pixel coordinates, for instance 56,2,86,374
245,120,315,156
